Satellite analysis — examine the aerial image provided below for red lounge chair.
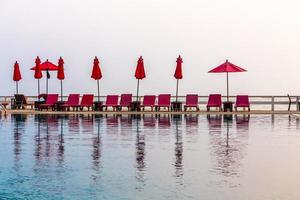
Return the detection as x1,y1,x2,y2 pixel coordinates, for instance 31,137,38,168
155,94,171,111
235,95,250,111
206,94,222,111
141,95,156,111
73,94,94,111
61,94,80,111
102,95,119,111
184,94,199,111
39,94,59,111
118,94,132,111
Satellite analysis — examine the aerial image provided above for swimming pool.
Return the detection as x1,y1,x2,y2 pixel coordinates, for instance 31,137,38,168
0,114,300,200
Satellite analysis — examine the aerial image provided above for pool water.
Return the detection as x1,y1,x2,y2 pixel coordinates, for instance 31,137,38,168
0,114,300,200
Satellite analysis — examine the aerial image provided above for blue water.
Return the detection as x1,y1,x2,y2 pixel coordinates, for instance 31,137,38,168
0,114,300,200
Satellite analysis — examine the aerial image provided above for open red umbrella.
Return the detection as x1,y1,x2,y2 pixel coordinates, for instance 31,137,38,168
31,59,58,94
57,57,65,101
13,61,22,94
91,56,103,102
135,56,146,101
174,55,183,102
208,59,246,101
33,56,42,96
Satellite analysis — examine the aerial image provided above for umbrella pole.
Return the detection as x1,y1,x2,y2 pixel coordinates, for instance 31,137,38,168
46,73,48,95
226,72,229,102
16,81,18,94
136,79,140,101
97,80,100,102
176,79,179,102
60,80,63,101
38,79,40,96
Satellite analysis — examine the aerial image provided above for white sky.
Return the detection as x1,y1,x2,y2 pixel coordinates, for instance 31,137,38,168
1,0,300,96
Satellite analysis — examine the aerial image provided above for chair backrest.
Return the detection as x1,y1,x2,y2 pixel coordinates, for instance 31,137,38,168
157,94,171,106
66,94,80,105
105,95,119,106
14,94,26,104
142,95,156,106
207,94,222,106
45,94,59,105
120,94,132,107
186,94,198,106
236,95,249,105
80,94,94,105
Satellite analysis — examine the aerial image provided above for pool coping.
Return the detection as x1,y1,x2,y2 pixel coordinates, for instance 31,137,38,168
2,109,300,116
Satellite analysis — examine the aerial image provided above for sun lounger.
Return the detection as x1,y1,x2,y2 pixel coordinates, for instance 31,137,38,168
206,94,222,111
155,94,171,111
61,94,80,111
117,94,132,111
39,94,59,111
13,94,34,109
184,94,199,111
235,95,250,111
73,94,94,111
101,95,119,111
141,95,156,111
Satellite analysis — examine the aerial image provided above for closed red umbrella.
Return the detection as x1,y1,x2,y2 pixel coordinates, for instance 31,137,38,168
135,56,146,101
91,56,103,101
57,57,65,101
208,59,247,101
34,56,42,96
174,55,183,102
13,61,22,94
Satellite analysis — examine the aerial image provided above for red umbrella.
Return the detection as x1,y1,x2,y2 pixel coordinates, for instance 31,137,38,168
33,56,42,96
208,59,246,101
174,55,183,102
31,59,59,71
134,56,146,101
31,59,59,94
91,56,103,101
13,61,22,94
57,57,65,101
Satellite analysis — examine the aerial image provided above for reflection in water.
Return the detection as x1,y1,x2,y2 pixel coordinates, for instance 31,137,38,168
57,116,65,164
184,114,199,126
235,115,250,131
157,114,171,127
173,115,183,179
91,115,102,182
135,115,146,190
143,114,156,128
208,114,249,184
0,114,270,199
12,114,27,172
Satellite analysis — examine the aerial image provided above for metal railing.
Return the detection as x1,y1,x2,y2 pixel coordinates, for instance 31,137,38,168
0,95,299,111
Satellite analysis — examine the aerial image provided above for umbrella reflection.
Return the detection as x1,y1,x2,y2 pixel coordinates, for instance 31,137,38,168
34,115,42,162
135,115,146,190
91,115,102,182
173,115,183,179
12,114,27,171
208,114,249,182
57,116,65,164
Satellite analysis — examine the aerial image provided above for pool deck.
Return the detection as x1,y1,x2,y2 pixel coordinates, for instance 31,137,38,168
2,109,300,116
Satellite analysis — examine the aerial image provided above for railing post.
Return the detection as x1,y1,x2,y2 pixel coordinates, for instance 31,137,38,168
271,96,275,111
